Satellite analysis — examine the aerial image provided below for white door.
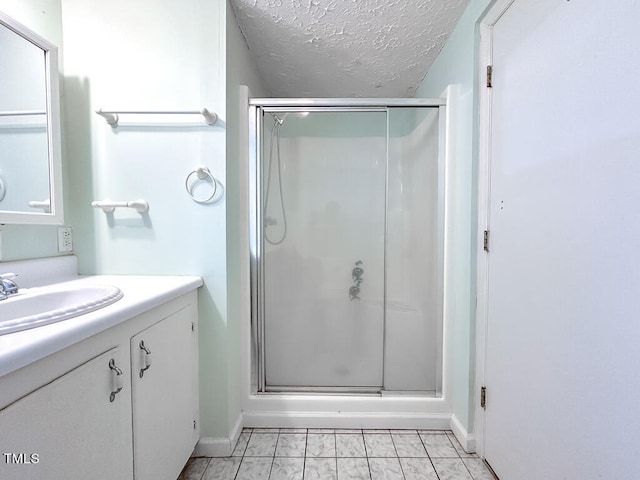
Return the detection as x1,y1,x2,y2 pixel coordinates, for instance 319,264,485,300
483,0,640,478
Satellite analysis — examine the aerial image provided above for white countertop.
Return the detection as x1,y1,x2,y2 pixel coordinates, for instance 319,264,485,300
0,274,203,378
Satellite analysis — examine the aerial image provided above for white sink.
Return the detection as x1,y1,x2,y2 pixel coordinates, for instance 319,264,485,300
0,284,123,335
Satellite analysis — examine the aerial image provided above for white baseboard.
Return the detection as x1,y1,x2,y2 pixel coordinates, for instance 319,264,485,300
193,412,470,457
243,411,452,430
193,437,232,457
193,413,245,457
450,414,476,453
229,414,244,453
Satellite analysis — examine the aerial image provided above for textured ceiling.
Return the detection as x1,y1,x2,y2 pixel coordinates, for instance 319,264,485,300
230,0,469,98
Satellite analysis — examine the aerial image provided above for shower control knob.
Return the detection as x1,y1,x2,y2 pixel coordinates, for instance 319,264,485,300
349,286,361,301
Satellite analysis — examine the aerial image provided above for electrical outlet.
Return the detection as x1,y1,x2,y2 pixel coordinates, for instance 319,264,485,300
58,227,73,253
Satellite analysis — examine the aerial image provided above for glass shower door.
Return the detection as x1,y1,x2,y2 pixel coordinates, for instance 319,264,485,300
261,110,387,391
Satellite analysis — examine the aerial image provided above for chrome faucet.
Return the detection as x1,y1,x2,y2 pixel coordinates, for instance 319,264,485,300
0,273,19,300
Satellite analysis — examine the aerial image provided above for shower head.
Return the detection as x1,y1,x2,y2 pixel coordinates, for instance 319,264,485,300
270,113,284,125
269,111,310,126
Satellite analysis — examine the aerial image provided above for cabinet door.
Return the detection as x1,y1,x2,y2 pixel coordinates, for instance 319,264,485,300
0,348,132,480
131,305,198,480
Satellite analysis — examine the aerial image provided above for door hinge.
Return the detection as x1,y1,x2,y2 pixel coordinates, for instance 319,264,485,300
486,65,493,88
480,386,487,409
483,230,490,252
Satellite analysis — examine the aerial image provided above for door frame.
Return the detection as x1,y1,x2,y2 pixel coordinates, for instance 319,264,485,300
474,0,517,460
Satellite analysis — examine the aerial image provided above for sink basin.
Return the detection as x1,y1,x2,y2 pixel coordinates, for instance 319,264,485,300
0,284,123,335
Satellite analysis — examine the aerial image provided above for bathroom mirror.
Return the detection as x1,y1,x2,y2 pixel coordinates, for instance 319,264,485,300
0,11,63,224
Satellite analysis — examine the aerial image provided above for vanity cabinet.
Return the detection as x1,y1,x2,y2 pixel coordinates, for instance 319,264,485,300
0,291,199,480
0,348,132,480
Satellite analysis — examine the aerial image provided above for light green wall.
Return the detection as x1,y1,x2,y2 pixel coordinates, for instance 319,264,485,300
60,0,229,439
0,225,60,261
414,0,493,433
4,0,493,442
2,0,266,444
225,0,268,440
0,0,62,48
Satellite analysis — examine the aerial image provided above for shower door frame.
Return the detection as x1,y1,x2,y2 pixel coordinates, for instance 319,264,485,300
249,97,447,395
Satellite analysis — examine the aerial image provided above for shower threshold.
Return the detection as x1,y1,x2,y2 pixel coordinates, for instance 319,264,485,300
262,386,438,397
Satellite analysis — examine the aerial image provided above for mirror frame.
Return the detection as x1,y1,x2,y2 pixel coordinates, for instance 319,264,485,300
0,10,63,225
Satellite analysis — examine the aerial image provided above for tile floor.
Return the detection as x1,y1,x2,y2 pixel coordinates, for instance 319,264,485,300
178,428,495,480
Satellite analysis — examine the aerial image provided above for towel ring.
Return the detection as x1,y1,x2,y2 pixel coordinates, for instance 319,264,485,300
185,166,217,203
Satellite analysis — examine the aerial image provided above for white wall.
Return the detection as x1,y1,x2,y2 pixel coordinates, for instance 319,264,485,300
61,0,229,439
414,0,493,435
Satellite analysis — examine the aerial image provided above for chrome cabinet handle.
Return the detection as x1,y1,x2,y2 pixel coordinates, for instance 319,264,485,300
109,359,124,402
139,340,152,378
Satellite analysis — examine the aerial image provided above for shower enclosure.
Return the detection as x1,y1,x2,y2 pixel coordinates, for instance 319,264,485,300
249,98,446,397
